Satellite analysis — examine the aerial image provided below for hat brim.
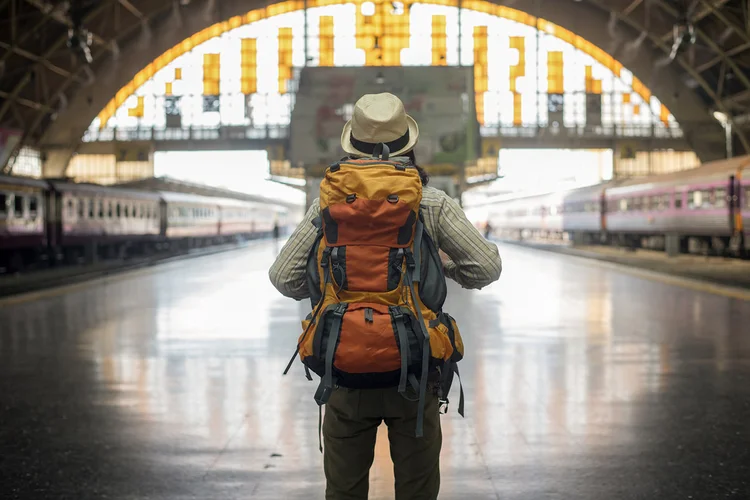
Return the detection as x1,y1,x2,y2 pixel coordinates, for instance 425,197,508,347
340,114,419,158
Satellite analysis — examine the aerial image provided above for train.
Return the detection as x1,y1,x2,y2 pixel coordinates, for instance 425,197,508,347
0,175,293,273
483,155,750,256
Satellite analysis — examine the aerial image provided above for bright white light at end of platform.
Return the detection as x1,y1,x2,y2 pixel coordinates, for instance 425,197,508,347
361,1,376,16
713,111,729,124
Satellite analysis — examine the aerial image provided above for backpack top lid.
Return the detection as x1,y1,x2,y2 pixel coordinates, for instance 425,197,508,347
318,156,422,248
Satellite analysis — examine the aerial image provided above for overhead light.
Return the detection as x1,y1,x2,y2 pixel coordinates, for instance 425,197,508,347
713,110,729,124
375,72,385,84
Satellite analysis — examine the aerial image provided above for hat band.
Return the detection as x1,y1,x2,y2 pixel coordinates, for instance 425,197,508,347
350,129,410,155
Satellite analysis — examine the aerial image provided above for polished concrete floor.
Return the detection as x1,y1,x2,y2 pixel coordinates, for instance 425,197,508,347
1,241,749,499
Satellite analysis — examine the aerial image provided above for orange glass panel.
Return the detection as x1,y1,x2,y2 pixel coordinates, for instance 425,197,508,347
660,104,670,125
622,93,631,104
547,51,563,94
509,36,525,93
241,38,258,94
127,96,144,118
319,16,334,67
632,77,652,102
585,65,601,95
633,104,641,115
355,0,410,66
174,68,182,80
474,26,488,124
203,53,220,96
278,27,293,94
432,15,447,66
96,0,673,129
165,82,173,96
513,92,522,126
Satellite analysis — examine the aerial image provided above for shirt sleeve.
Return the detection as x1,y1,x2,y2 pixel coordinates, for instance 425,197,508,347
437,193,502,289
268,201,320,300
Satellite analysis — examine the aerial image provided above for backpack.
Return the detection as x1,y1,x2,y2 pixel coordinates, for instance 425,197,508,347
283,145,464,438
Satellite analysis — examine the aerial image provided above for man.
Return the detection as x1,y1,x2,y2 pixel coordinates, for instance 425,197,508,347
269,92,501,500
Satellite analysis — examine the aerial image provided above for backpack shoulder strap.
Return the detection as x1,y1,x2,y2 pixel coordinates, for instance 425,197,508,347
412,215,424,283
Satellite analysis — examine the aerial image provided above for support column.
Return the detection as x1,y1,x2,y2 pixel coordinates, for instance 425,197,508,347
665,233,680,257
42,149,77,178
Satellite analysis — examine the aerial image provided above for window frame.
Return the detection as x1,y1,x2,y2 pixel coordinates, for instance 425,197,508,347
13,193,25,218
28,196,39,220
0,192,7,218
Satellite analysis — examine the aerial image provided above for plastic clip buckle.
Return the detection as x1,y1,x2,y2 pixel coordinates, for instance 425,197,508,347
438,399,449,415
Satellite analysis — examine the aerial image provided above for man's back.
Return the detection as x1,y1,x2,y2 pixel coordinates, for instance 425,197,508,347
268,92,501,500
270,185,501,299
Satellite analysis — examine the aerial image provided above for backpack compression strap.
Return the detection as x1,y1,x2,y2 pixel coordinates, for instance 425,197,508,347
314,302,348,406
406,217,431,438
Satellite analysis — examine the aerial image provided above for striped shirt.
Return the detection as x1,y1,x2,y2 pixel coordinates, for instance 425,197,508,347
269,186,502,300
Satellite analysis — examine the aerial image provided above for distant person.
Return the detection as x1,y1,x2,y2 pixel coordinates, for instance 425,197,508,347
484,220,493,239
273,221,280,240
269,92,502,500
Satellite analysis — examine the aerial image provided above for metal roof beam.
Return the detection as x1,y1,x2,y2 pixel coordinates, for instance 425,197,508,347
22,0,108,46
117,0,144,20
697,0,750,46
0,41,86,81
0,0,112,124
659,0,731,42
587,0,750,152
652,0,750,94
695,42,750,72
0,86,53,112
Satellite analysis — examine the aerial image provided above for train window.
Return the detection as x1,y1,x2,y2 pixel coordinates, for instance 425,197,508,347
714,188,727,208
701,190,713,208
124,204,130,218
141,205,146,219
661,194,671,210
67,199,75,217
0,193,7,216
98,200,104,218
29,197,38,219
108,201,113,218
88,199,95,218
745,187,750,208
619,199,628,212
689,191,700,209
14,194,24,217
115,203,121,218
675,194,683,209
79,199,85,218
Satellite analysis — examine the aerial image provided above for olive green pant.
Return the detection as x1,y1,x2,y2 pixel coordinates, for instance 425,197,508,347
323,386,441,500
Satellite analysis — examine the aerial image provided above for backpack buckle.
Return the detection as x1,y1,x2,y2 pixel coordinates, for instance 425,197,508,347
391,308,404,321
333,303,348,317
438,398,449,414
405,250,416,270
321,247,332,268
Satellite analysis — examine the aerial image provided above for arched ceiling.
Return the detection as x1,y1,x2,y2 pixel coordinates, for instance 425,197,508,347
0,0,746,174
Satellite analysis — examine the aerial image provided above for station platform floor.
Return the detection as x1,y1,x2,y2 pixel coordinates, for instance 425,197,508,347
1,241,749,499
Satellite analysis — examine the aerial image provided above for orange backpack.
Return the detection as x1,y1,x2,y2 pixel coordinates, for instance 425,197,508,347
284,148,464,437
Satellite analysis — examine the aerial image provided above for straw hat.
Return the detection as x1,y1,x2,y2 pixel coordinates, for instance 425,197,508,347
341,93,419,157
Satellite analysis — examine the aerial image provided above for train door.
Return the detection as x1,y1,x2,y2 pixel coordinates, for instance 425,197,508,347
729,174,744,256
599,190,607,238
44,188,59,250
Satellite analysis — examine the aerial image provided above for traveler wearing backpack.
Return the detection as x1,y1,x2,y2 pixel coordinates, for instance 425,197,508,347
269,92,502,500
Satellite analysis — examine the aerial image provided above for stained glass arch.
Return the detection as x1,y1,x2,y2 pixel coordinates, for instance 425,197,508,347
84,0,682,142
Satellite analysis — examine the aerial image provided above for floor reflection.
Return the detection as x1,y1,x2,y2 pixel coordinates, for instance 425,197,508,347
1,242,749,499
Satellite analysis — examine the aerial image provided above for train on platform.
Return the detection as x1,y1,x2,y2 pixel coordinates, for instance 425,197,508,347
0,176,292,273
484,155,750,256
